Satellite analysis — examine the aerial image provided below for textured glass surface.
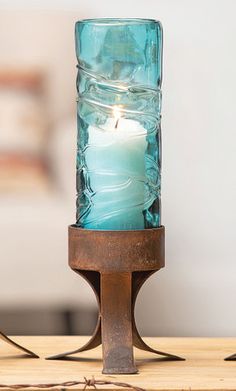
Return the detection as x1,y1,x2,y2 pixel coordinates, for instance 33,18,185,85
75,18,163,230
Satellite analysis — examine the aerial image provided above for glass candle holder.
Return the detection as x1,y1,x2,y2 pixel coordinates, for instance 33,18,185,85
75,18,163,230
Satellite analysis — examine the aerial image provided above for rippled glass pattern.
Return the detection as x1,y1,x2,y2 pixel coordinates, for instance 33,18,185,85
75,18,163,230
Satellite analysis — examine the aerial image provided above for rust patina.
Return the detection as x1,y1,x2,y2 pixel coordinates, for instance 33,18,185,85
47,225,184,374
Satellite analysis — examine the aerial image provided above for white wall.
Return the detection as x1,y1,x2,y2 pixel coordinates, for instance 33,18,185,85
0,0,235,336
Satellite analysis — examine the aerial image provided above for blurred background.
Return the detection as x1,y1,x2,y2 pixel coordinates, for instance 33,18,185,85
0,0,235,337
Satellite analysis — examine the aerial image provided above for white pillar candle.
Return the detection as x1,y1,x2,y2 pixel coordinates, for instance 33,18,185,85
83,107,148,230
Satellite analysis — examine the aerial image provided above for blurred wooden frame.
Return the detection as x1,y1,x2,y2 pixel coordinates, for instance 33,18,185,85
0,69,44,91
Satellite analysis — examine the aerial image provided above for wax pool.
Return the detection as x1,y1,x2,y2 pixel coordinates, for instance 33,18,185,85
83,117,148,230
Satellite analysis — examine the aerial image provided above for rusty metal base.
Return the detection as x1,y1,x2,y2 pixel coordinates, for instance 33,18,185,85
225,353,236,361
0,331,39,358
46,225,185,374
47,270,184,373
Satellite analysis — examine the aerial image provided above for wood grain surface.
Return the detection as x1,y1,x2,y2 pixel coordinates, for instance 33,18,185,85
0,336,235,390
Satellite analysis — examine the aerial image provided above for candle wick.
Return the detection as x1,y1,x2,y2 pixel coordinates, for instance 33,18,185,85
115,118,119,129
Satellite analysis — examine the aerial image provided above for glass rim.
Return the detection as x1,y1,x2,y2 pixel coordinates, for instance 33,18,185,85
76,17,161,26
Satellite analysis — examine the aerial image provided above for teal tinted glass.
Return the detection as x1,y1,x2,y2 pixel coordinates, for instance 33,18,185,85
75,18,163,230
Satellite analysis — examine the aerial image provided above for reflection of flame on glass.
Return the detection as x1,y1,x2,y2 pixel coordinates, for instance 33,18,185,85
113,106,122,129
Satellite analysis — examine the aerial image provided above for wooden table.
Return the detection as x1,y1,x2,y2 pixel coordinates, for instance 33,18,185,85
0,336,236,390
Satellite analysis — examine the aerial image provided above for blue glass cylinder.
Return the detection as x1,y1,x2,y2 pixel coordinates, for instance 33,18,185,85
75,18,163,230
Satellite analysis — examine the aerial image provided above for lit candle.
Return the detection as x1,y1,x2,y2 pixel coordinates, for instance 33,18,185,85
76,19,162,230
83,106,148,230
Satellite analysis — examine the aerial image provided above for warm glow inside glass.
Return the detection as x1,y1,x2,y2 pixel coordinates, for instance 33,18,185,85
75,18,163,230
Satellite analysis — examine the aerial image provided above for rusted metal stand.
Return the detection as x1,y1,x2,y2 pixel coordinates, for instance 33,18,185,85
47,225,184,374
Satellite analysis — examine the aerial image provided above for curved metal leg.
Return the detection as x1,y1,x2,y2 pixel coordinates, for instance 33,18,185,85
0,331,39,358
46,270,102,360
47,269,185,367
225,353,236,361
132,271,185,361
